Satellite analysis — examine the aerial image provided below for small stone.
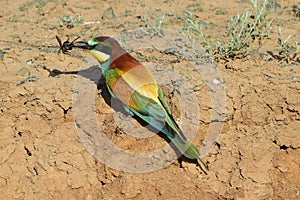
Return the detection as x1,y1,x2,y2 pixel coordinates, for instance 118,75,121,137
274,114,286,121
163,47,178,55
0,50,3,60
26,59,33,65
17,67,30,76
213,78,221,85
102,7,115,19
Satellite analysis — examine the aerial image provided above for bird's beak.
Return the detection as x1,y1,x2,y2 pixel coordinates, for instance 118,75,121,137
66,41,93,50
56,35,93,54
56,36,110,63
70,41,109,63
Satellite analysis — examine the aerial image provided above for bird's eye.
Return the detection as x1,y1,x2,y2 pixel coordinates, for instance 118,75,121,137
96,44,103,49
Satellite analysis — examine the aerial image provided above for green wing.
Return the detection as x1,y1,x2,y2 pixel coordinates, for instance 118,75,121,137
104,68,206,168
157,87,203,161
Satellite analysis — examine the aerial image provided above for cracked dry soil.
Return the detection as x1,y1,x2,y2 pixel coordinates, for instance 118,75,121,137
0,0,300,199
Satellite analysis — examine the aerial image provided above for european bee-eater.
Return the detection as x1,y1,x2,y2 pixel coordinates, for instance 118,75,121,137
57,36,208,171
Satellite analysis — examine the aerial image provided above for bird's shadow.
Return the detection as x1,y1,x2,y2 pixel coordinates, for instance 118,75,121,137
44,65,205,171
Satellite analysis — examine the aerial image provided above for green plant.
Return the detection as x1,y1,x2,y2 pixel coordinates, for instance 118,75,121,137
138,14,168,31
182,0,274,61
153,14,167,29
54,14,83,29
181,10,209,49
186,2,204,12
267,27,300,65
292,2,300,18
19,0,55,13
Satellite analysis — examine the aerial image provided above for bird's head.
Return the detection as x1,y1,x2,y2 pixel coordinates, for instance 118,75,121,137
85,37,113,63
57,36,125,64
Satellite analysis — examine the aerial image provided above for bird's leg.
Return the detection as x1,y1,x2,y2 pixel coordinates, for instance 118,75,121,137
119,105,134,121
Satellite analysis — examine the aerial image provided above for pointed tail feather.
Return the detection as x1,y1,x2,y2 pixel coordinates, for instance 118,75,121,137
160,126,208,171
183,142,208,170
128,104,208,171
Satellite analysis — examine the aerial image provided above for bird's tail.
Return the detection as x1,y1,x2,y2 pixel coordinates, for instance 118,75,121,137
127,101,208,171
162,115,208,171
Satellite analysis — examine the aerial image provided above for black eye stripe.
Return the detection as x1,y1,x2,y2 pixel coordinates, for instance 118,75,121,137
95,44,112,55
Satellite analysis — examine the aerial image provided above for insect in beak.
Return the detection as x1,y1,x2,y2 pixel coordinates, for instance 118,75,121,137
55,35,92,54
56,35,79,54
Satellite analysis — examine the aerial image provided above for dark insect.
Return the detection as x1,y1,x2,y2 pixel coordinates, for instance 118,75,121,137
55,35,80,54
56,35,92,54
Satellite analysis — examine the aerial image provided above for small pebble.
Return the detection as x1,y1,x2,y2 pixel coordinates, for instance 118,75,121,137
213,78,220,85
0,50,3,61
102,7,115,19
163,47,178,55
17,67,30,76
26,59,33,65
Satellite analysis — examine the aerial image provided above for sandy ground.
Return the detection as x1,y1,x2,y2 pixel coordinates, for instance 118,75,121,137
0,0,299,199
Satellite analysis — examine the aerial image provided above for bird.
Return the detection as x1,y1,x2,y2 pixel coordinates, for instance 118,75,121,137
56,36,208,172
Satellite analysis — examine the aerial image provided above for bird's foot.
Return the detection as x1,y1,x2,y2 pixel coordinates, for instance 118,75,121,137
119,112,133,121
119,105,134,121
